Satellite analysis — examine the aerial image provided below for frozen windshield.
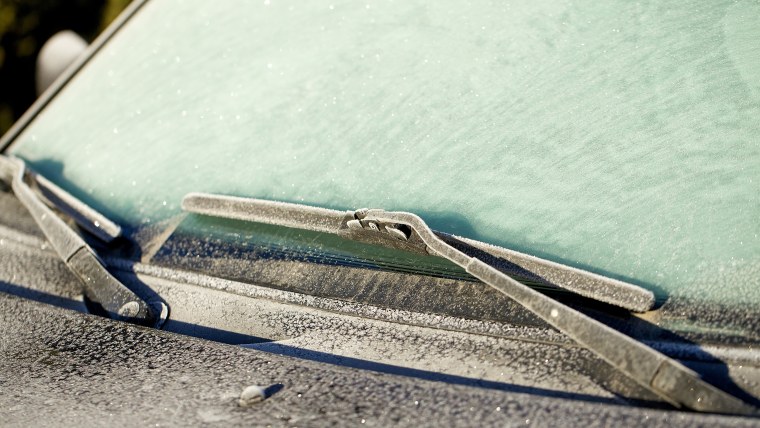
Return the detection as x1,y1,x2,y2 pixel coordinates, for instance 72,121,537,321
8,0,760,309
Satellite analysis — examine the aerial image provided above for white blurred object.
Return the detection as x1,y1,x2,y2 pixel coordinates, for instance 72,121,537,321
35,30,88,96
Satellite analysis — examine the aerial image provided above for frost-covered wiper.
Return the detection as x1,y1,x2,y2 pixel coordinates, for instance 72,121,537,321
0,155,160,327
183,193,655,312
182,192,756,415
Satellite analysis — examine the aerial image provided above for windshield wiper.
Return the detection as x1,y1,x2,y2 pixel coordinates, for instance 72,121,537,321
183,192,655,312
182,192,756,415
0,155,162,327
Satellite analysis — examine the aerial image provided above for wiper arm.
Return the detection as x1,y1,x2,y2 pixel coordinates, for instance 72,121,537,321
182,192,756,415
0,155,159,327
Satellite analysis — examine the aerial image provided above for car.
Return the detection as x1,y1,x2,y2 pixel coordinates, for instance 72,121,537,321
1,0,759,425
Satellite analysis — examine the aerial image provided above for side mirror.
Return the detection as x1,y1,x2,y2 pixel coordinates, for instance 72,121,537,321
35,31,88,96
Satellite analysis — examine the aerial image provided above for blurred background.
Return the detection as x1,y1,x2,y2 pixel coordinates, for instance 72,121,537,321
0,0,130,135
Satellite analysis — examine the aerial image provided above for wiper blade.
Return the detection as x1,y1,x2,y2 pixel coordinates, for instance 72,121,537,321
32,171,122,243
0,158,121,243
182,192,654,312
182,192,756,415
0,155,159,327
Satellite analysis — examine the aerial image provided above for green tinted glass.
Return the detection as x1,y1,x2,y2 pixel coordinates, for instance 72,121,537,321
10,0,760,306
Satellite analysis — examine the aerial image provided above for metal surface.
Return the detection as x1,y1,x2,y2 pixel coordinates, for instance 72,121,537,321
1,292,758,426
181,193,757,415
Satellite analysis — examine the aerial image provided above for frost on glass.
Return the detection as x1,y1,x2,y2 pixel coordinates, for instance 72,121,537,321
10,0,760,306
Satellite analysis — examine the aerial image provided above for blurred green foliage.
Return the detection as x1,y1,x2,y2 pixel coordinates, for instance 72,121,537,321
0,0,131,135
